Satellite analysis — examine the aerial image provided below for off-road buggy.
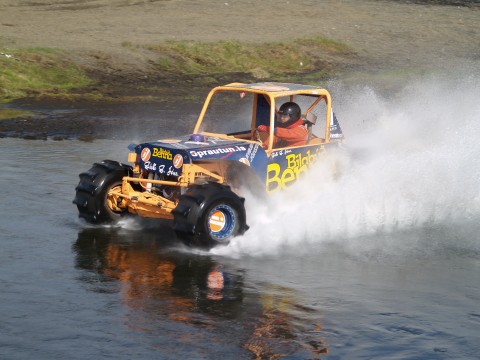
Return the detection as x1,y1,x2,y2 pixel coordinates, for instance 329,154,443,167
73,82,344,245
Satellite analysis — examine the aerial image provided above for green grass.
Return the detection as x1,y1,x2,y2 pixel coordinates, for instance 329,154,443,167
142,36,351,80
0,108,33,120
0,47,93,101
0,37,352,103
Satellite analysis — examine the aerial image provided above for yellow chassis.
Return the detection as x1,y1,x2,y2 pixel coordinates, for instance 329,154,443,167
108,163,226,220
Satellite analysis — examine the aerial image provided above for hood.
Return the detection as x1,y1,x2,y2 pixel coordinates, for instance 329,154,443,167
135,134,254,177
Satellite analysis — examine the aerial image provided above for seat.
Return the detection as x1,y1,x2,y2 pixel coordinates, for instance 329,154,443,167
303,112,317,144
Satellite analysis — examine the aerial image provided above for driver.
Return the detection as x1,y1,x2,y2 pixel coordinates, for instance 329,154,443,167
257,102,307,149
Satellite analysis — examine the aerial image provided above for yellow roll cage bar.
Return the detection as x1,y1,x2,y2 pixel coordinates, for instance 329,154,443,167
193,83,333,152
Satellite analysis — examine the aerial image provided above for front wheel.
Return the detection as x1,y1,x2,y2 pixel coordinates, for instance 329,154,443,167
201,200,241,243
173,183,248,246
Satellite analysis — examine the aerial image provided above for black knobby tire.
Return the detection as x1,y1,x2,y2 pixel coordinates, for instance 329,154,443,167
172,182,248,246
73,160,132,224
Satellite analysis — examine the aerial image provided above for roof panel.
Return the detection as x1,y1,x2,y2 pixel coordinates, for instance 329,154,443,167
224,82,321,92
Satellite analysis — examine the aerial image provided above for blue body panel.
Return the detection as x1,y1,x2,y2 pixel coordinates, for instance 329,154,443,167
136,134,327,191
136,135,269,180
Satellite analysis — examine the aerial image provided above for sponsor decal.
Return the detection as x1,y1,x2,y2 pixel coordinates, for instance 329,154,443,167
144,161,156,171
267,149,320,191
144,162,180,177
209,210,226,232
152,147,173,160
173,154,184,169
190,145,247,159
239,158,250,166
141,148,151,161
245,143,260,163
329,109,344,139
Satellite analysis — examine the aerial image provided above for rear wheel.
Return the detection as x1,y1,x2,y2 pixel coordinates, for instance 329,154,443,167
73,160,132,224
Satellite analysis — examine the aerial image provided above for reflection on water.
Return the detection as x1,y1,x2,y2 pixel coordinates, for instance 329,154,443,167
243,287,328,359
72,227,327,358
73,227,244,317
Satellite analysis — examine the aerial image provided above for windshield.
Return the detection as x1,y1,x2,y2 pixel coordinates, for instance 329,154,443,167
199,90,255,135
197,90,329,140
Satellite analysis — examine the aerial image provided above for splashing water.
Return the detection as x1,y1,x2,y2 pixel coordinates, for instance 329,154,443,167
213,76,480,258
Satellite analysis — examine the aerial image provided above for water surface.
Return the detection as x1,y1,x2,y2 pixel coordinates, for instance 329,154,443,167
1,75,480,359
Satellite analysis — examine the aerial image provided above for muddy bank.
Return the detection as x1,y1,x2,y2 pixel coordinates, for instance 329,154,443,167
0,0,479,140
0,99,203,141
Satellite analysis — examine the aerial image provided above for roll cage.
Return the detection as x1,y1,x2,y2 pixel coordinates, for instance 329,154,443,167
193,82,333,153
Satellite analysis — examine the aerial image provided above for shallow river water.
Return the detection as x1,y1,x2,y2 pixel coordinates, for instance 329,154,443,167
1,74,480,359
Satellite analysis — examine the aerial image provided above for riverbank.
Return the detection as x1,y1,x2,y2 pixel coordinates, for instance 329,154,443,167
0,0,478,139
2,0,478,69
